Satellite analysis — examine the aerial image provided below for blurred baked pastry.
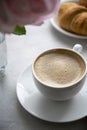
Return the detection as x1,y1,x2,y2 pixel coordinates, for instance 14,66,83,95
58,2,87,35
79,0,87,7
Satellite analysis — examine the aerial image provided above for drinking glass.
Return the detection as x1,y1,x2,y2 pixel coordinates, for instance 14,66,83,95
0,32,7,76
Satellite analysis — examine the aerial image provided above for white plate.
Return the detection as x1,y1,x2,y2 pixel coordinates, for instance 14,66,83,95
16,65,87,123
50,0,87,39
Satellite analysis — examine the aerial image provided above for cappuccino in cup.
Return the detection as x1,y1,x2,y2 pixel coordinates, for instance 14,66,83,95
34,49,85,88
32,48,86,100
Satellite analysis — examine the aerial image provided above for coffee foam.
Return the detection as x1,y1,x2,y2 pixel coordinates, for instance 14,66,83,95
34,50,85,87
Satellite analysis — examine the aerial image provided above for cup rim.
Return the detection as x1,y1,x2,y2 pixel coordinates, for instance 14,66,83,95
32,48,87,89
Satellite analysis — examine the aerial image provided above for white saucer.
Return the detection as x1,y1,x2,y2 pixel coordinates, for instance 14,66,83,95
16,65,87,122
50,0,87,39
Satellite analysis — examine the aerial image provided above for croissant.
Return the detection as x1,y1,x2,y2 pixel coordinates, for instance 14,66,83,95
58,2,87,35
79,0,87,7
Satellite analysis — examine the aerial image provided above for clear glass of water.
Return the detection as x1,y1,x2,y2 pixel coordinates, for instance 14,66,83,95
0,32,7,76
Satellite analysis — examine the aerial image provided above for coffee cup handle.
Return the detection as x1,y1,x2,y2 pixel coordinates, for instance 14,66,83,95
73,44,87,65
72,44,83,53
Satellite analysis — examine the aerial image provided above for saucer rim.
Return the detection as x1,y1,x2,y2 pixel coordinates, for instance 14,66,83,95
16,64,87,123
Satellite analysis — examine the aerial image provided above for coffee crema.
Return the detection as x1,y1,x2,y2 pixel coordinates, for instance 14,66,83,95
34,49,85,87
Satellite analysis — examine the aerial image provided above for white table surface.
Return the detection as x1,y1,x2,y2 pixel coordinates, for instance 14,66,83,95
0,19,87,130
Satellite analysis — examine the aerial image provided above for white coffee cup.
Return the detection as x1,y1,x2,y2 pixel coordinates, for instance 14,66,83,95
32,44,87,101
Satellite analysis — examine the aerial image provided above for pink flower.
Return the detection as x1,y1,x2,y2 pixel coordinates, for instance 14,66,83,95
0,0,60,33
